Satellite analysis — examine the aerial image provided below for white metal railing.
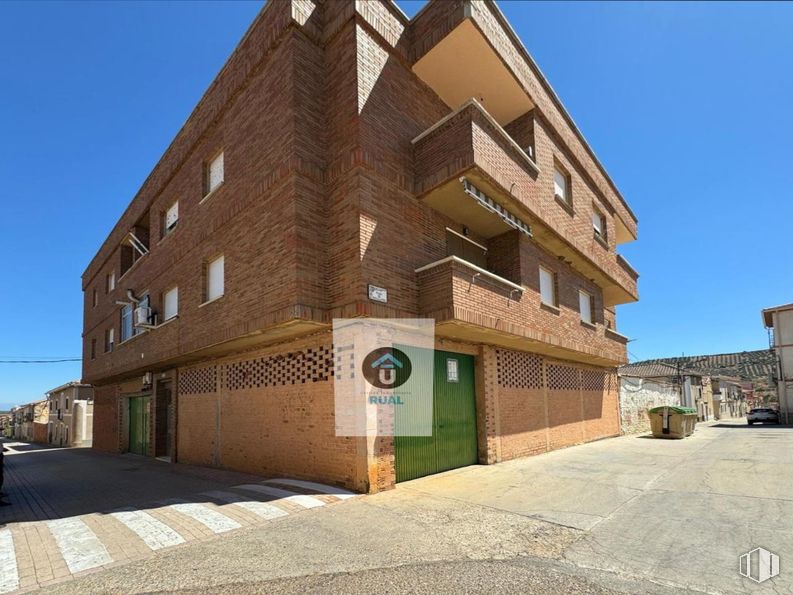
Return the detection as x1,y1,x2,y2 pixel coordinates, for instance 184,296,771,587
415,255,523,293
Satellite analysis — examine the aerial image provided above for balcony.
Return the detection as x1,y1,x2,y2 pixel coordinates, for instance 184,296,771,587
412,100,638,307
416,256,628,367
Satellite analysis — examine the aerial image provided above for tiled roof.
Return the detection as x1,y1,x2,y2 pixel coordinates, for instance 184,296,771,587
618,361,691,379
620,350,777,382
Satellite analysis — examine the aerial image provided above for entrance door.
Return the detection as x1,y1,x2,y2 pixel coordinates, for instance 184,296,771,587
128,396,151,456
394,350,477,482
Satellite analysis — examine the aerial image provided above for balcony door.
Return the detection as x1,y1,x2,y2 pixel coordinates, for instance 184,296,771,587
446,229,487,268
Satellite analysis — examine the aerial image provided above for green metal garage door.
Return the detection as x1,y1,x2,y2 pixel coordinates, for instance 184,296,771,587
394,349,477,482
128,396,151,456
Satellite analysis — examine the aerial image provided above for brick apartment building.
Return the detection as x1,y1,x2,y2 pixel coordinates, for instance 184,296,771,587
82,0,639,492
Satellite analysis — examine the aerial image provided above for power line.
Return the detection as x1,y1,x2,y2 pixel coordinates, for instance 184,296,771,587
0,358,81,364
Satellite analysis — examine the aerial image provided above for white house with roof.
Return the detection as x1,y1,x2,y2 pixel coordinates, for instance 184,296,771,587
46,381,94,447
763,302,793,423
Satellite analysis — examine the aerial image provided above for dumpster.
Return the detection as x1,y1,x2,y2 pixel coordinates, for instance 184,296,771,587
648,406,698,439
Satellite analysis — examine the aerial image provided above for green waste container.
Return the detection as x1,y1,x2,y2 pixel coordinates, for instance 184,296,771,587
648,406,698,439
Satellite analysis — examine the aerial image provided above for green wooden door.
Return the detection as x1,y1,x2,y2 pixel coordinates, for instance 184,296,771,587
395,350,477,482
128,396,150,456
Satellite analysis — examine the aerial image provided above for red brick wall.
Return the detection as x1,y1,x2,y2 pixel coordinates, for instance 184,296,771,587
92,385,119,453
81,0,635,490
176,334,363,491
492,348,620,461
83,18,326,384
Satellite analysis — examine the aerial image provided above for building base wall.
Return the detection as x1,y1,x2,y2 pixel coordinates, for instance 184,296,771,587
91,335,622,494
485,347,620,462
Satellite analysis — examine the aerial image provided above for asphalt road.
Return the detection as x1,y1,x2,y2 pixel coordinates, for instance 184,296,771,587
15,419,792,594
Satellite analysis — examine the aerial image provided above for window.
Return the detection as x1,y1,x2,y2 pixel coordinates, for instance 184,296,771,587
592,210,606,241
90,338,96,360
121,303,134,342
65,398,69,411
163,286,178,320
162,201,179,237
554,165,570,204
104,327,115,353
447,358,459,383
539,267,557,307
205,255,225,302
205,152,224,196
121,213,150,277
92,289,98,308
107,271,116,293
579,290,594,324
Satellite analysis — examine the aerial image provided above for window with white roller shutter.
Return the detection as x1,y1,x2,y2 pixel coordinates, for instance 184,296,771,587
163,287,178,320
205,255,224,302
205,152,224,196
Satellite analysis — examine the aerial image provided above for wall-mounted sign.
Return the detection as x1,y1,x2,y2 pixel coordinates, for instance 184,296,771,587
368,284,388,303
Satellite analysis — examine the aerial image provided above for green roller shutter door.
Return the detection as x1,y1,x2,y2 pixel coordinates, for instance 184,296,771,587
395,349,477,482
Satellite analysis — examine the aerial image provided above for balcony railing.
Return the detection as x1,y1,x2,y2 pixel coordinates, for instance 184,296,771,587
415,256,629,366
412,100,638,306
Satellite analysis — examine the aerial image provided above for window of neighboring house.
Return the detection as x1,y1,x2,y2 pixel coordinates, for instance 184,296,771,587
539,266,557,307
553,164,571,205
162,201,179,237
104,327,114,353
205,255,225,302
579,290,594,324
163,286,178,320
90,338,96,360
92,288,98,308
205,152,224,197
65,398,69,411
121,303,134,341
107,271,116,293
592,210,607,242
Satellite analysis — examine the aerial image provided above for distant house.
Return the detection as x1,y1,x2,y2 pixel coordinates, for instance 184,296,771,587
763,303,793,423
617,362,707,434
618,351,773,433
10,400,49,442
46,381,94,447
0,412,11,436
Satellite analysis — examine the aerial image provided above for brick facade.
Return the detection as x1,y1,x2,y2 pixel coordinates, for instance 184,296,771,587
82,0,638,493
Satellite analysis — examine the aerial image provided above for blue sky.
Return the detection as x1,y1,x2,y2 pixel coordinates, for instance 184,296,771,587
1,1,791,409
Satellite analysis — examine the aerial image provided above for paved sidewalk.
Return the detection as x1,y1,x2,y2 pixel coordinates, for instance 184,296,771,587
29,421,793,595
0,439,356,594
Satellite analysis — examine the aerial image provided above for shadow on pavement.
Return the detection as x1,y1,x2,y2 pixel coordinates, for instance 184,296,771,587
710,422,790,429
1,438,267,525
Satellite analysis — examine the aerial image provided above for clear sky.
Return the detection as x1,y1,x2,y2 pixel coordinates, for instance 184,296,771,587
1,1,791,409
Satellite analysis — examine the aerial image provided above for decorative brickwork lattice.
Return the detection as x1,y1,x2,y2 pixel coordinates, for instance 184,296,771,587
547,364,580,391
582,369,606,391
224,345,333,391
179,366,217,395
496,349,543,389
605,371,618,393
